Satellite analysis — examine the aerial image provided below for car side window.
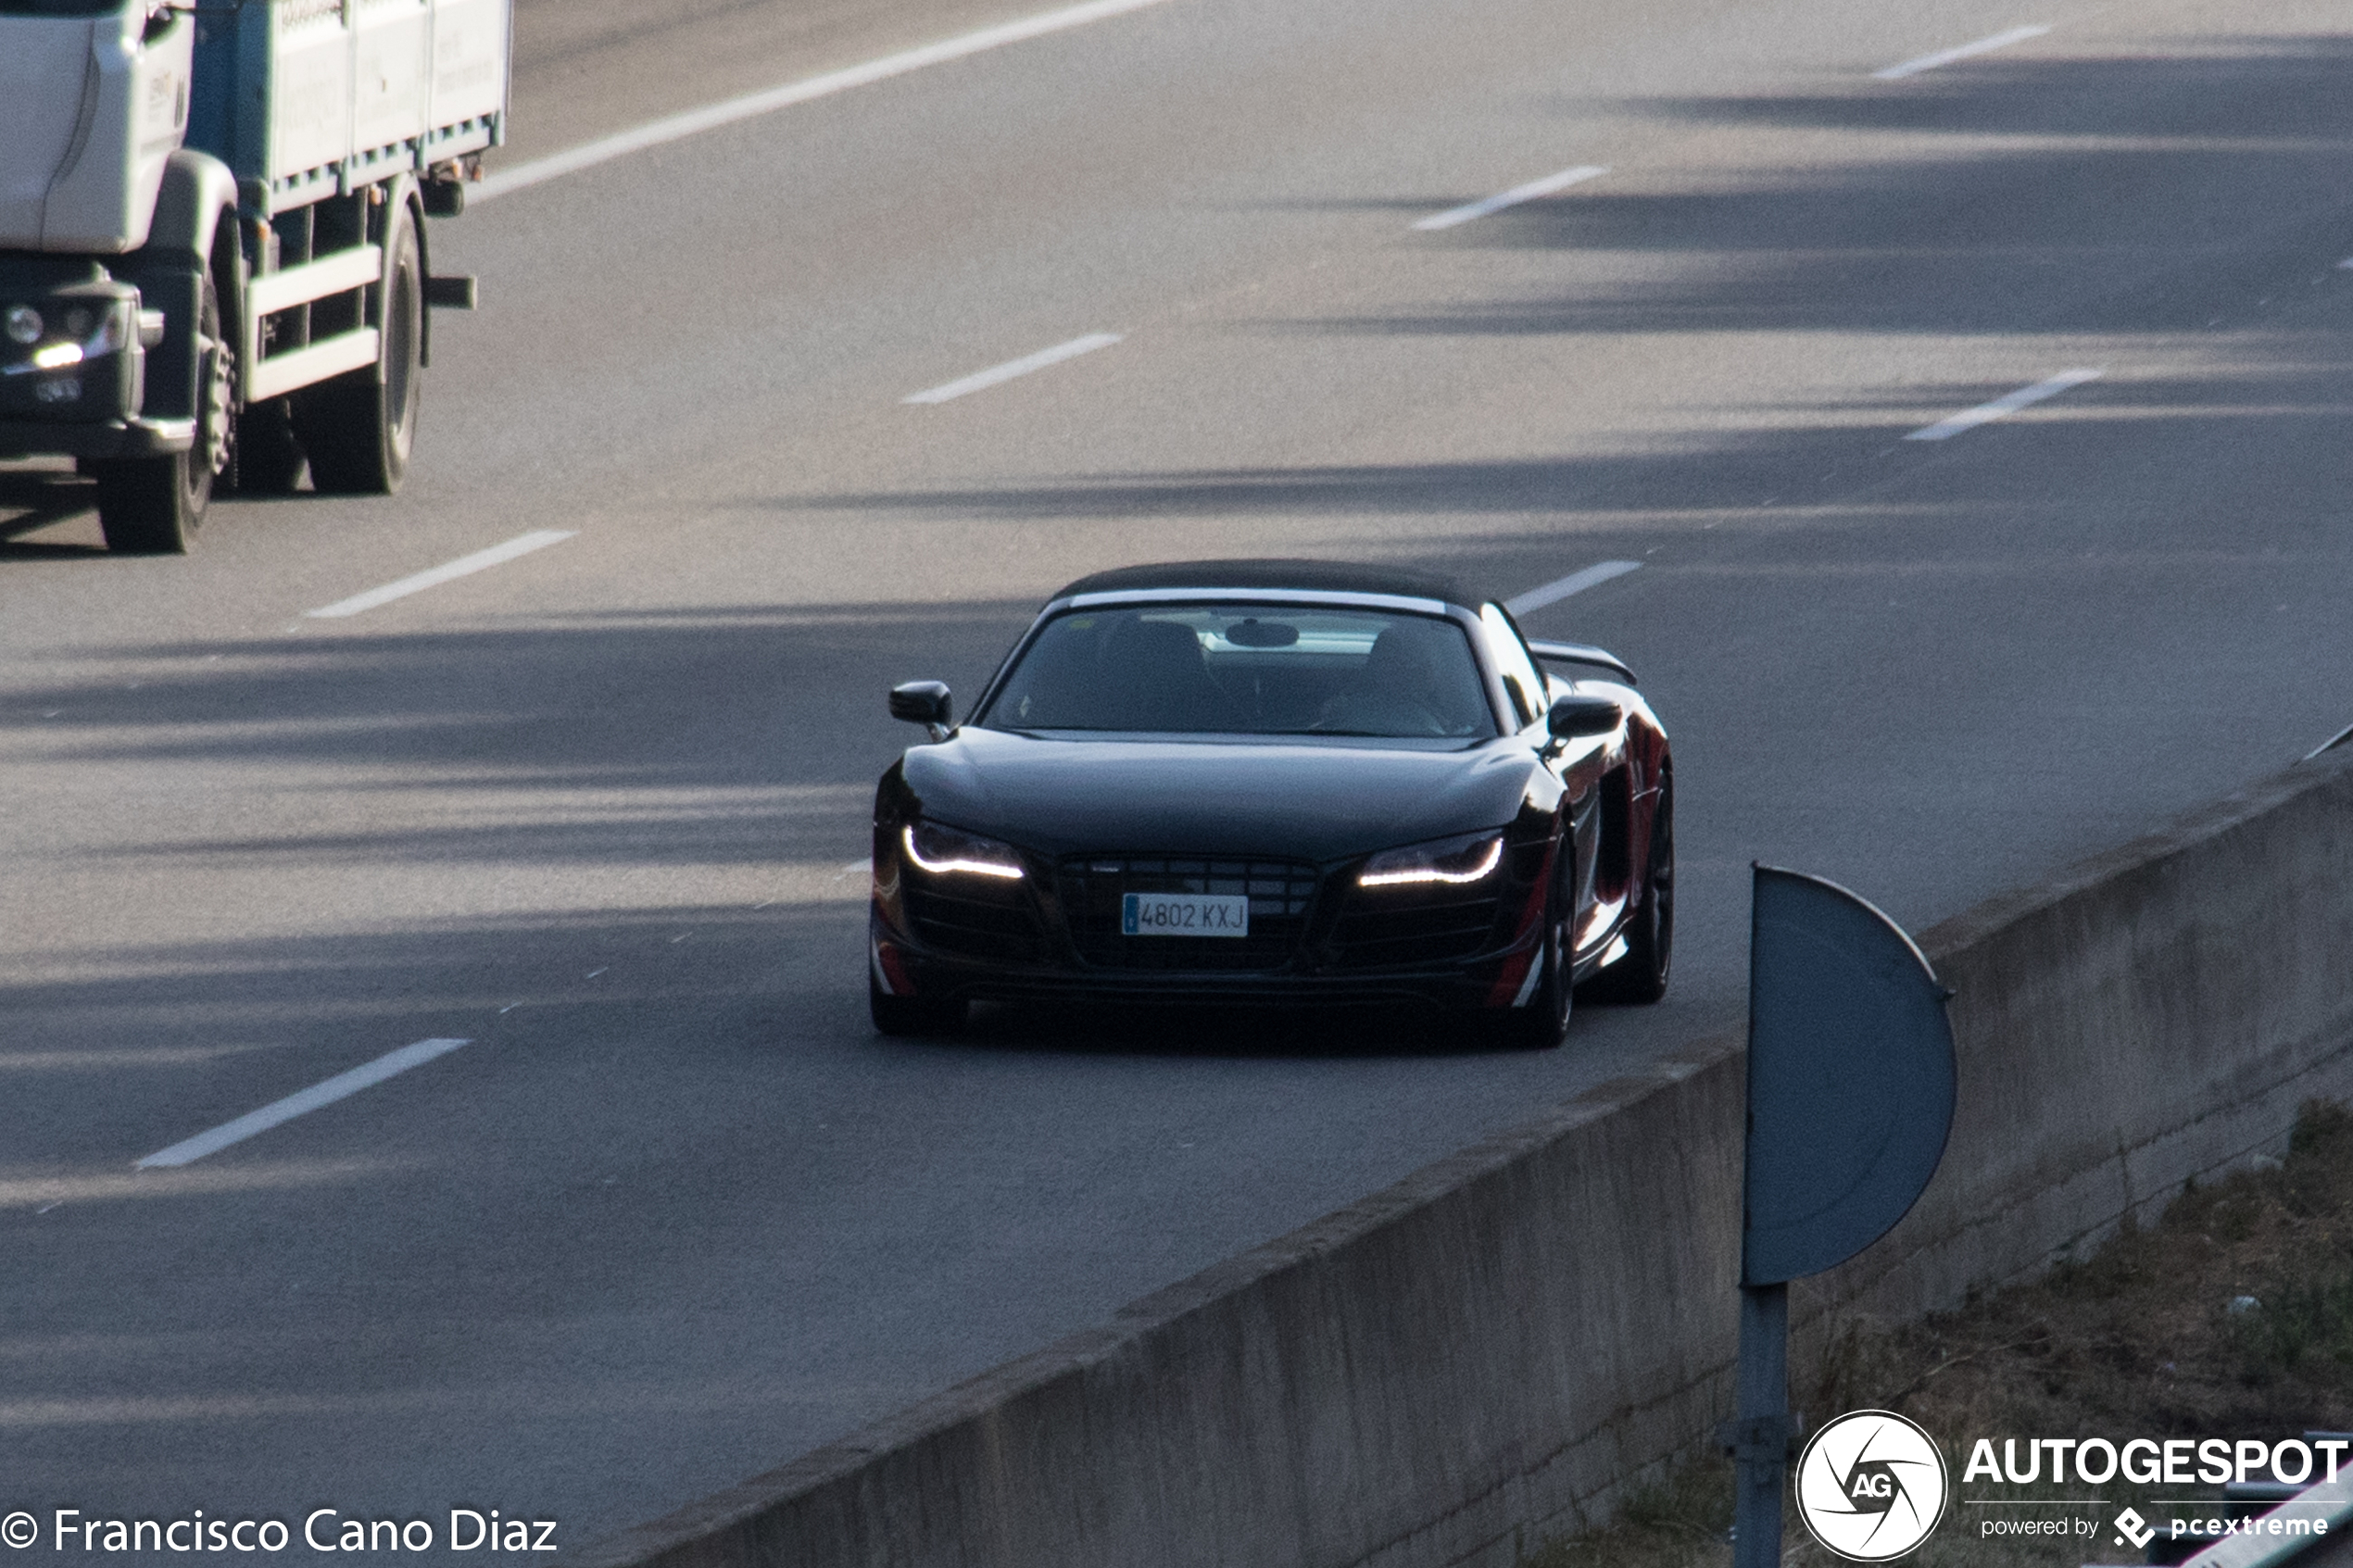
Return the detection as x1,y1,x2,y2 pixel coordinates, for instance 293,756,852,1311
1478,605,1546,730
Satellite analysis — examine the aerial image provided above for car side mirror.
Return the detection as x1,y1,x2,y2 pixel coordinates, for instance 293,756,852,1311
890,681,953,739
1547,694,1621,739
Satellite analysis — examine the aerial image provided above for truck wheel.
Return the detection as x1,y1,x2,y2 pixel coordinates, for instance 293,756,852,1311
296,200,422,495
94,265,232,554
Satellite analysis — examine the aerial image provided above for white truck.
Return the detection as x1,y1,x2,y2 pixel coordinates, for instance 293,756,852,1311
0,0,507,552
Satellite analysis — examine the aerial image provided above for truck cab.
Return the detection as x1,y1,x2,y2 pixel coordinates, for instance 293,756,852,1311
0,0,506,553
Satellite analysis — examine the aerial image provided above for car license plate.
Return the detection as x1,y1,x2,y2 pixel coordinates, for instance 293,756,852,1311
1122,892,1250,937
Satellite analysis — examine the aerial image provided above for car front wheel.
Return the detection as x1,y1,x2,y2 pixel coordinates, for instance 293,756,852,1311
1481,844,1573,1049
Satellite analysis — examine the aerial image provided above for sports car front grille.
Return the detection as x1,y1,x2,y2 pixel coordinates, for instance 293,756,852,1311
905,878,1047,962
1327,890,1504,969
1057,855,1318,972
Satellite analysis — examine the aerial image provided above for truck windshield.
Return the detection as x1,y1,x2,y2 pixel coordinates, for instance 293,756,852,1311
980,604,1499,739
0,1,127,12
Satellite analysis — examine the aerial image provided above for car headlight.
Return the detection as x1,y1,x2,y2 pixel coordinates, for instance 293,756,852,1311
4,306,41,346
902,821,1026,880
1357,829,1504,888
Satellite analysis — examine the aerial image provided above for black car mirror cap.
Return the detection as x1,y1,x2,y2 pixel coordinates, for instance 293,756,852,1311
890,681,954,740
1548,694,1622,739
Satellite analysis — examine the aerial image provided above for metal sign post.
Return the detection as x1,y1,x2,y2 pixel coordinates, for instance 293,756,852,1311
1730,866,1957,1568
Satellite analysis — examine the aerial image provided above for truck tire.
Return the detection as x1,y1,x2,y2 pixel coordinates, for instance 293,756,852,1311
296,198,422,495
94,263,232,554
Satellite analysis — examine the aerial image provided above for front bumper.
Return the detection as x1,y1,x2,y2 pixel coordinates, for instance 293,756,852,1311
0,414,192,459
870,908,1542,1014
868,826,1558,1013
0,270,156,452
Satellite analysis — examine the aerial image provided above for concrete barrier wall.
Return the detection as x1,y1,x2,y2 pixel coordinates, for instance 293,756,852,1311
579,746,2353,1568
1832,743,2353,1321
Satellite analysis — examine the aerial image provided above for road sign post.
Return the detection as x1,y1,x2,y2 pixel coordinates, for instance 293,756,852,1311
1730,866,1957,1568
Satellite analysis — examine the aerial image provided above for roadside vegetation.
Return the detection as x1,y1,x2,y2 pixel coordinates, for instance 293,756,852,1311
1521,1100,2353,1568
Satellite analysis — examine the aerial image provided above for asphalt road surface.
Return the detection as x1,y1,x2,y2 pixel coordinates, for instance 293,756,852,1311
5,0,2350,1553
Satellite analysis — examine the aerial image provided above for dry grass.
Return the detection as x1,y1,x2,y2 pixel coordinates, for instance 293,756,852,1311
1521,1101,2353,1568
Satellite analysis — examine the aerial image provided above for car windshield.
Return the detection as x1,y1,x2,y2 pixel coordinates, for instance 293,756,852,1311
979,604,1499,738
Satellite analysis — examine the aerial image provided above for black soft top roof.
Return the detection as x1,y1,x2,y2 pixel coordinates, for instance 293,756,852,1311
1053,558,1476,608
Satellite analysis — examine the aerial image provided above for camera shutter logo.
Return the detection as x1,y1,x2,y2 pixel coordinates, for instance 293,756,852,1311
1794,1410,1949,1561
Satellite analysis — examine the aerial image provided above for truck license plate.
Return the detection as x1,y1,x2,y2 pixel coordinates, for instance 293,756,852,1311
1122,893,1250,937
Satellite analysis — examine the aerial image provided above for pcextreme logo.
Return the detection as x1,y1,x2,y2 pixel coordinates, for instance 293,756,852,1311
1794,1410,1951,1562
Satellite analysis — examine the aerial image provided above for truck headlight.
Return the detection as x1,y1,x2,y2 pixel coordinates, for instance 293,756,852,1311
5,299,129,373
47,302,129,365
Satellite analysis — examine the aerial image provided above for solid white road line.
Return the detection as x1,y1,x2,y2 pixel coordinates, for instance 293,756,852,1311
475,0,1179,203
1414,166,1609,232
1904,369,2102,441
1873,24,2050,81
903,333,1123,404
135,1038,472,1169
304,531,577,619
1504,560,1642,616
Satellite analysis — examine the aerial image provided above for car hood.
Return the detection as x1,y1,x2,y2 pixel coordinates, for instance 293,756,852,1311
900,727,1539,862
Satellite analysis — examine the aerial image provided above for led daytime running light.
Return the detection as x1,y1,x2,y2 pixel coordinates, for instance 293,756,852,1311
1358,834,1504,887
902,823,1025,880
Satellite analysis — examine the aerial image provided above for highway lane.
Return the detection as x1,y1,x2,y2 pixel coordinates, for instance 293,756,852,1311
4,0,2351,1551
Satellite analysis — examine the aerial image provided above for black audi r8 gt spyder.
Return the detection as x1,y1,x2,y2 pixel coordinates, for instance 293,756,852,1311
867,559,1672,1047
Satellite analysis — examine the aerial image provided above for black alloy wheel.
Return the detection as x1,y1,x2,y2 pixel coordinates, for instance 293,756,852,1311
1490,841,1574,1049
1582,772,1674,1005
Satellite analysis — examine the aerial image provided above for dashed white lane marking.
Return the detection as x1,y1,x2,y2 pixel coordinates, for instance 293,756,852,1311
305,531,576,619
1505,560,1642,616
2338,257,2353,270
135,1038,472,1169
1874,24,2050,80
474,0,1179,202
1414,166,1609,232
904,333,1123,404
1904,369,2103,441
